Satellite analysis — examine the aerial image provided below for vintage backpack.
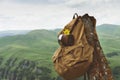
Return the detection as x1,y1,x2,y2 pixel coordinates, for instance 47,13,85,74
52,13,114,80
52,13,94,80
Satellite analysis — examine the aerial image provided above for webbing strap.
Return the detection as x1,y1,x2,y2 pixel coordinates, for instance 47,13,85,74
77,23,84,43
70,16,81,34
64,42,83,54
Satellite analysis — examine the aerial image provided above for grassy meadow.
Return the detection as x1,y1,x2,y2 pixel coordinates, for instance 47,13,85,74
0,24,119,80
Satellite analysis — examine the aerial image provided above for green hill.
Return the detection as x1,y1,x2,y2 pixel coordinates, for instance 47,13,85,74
0,24,120,80
0,29,59,80
97,24,120,53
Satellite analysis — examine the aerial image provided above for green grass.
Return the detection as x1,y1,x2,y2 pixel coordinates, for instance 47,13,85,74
0,24,119,79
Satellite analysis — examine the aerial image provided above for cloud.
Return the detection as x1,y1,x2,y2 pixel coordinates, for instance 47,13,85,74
0,1,74,30
0,0,120,30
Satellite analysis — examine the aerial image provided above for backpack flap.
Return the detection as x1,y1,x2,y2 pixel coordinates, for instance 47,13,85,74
58,14,80,47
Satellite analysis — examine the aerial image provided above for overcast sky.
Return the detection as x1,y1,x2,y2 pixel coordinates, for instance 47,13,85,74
0,0,120,30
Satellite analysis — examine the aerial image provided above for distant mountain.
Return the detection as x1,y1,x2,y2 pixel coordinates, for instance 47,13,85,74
0,30,31,37
97,24,120,36
96,24,120,53
0,24,120,80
